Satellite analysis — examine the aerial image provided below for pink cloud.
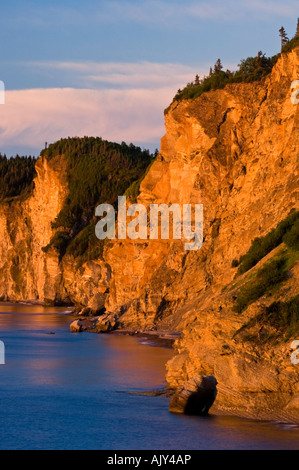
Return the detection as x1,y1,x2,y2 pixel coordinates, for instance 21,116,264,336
0,87,176,151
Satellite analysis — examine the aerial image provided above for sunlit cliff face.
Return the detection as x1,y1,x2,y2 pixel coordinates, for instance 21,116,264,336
0,48,298,423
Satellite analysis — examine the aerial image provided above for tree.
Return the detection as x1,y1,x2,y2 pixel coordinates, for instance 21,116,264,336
194,74,200,86
214,58,223,73
279,26,289,50
297,18,299,37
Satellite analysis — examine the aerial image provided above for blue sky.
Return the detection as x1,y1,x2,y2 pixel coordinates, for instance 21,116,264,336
0,0,298,156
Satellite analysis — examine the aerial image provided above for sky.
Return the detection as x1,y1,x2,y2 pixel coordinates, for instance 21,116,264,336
0,0,298,156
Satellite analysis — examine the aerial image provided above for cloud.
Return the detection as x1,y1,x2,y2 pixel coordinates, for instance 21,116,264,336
0,87,176,152
23,60,203,90
0,60,211,153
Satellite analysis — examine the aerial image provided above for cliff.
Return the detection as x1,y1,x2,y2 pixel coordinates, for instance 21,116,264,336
0,154,68,303
104,48,298,327
0,152,110,309
103,48,299,422
0,48,298,422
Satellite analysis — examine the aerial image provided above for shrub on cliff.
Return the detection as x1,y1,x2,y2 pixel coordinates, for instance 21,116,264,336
262,295,299,340
236,294,299,342
236,210,299,275
281,35,299,53
166,53,278,111
283,218,299,251
65,223,105,263
233,255,288,313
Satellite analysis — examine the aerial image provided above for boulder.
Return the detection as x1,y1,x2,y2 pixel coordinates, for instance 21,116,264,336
169,375,218,416
93,313,118,333
70,313,118,333
70,318,98,332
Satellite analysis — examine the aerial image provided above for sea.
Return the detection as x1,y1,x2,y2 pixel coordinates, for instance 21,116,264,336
0,303,298,450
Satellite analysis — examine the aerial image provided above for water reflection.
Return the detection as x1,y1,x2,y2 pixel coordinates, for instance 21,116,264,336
0,303,298,450
0,302,74,331
0,303,173,391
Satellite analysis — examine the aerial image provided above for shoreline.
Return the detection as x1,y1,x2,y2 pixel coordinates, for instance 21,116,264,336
2,301,298,427
0,300,74,308
109,329,181,349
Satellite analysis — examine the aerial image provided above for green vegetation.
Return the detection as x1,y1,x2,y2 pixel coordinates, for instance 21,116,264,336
281,35,299,53
280,19,299,52
166,53,278,110
279,26,289,50
233,255,289,313
125,153,157,203
65,224,105,264
261,295,299,340
165,20,299,113
236,295,299,342
283,217,299,251
125,178,143,204
0,153,36,202
236,210,299,275
41,137,154,262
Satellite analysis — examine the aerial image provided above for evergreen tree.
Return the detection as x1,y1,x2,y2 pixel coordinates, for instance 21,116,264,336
194,74,200,86
0,154,37,201
214,58,223,73
297,18,299,37
279,26,289,50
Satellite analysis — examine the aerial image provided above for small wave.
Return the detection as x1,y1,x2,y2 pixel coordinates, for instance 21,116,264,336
278,424,299,430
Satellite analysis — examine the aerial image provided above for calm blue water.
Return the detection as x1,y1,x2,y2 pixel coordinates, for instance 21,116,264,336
0,303,298,450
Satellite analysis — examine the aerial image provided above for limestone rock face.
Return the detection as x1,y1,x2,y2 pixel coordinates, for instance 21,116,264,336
0,154,109,310
0,154,69,303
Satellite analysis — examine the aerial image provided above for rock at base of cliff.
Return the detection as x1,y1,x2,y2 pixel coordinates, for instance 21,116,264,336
70,313,118,333
169,375,218,416
93,313,118,333
70,318,97,332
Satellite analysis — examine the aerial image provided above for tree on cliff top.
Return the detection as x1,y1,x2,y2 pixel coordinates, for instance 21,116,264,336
214,58,223,73
165,19,299,113
279,26,289,50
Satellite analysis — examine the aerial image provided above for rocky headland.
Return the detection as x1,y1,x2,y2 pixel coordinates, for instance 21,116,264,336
0,48,298,423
